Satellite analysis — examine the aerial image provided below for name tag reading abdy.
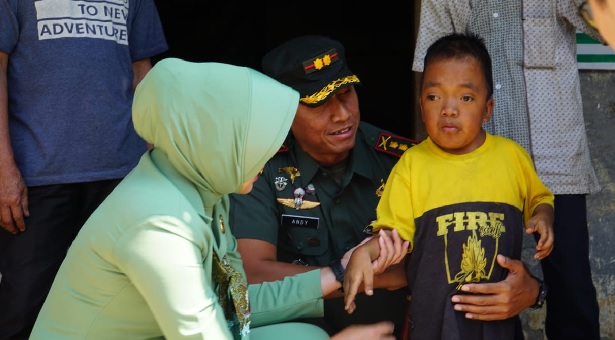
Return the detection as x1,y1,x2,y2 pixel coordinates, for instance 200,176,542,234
281,214,319,230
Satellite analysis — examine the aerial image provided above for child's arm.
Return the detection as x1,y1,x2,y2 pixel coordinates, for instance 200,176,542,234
343,229,408,313
525,203,554,260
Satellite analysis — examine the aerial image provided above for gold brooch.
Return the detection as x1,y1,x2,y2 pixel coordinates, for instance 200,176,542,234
219,215,225,233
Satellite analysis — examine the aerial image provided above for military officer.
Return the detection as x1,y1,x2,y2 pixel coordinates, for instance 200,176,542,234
229,35,544,338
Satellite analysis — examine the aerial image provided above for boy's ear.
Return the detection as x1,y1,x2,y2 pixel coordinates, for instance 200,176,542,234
483,96,495,122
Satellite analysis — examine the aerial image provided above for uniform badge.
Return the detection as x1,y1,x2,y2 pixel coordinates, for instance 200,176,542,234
277,186,321,210
306,183,316,194
282,214,319,229
279,166,300,184
275,176,288,191
293,187,305,209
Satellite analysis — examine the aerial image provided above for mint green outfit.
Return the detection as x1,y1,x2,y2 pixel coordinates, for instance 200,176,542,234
31,58,328,340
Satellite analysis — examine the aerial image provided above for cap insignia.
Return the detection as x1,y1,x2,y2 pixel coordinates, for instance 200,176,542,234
300,74,360,105
303,49,339,75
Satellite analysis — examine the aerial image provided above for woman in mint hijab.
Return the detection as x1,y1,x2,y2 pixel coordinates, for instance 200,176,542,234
30,59,403,339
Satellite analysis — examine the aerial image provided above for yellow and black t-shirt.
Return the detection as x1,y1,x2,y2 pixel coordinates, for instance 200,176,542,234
372,133,554,340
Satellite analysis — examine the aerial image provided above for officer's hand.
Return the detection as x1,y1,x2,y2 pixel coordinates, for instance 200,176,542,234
372,229,408,274
451,255,538,320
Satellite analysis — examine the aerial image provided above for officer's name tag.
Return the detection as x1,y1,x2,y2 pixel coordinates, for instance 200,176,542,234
281,214,319,229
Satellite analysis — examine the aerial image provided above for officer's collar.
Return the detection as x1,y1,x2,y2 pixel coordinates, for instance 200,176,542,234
288,128,372,184
351,127,378,180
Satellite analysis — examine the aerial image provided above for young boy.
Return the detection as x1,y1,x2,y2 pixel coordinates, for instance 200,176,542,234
342,33,555,339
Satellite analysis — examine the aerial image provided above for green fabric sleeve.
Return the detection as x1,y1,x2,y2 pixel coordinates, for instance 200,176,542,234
248,270,324,327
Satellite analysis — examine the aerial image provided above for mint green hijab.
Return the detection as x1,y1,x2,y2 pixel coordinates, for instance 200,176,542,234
132,58,298,211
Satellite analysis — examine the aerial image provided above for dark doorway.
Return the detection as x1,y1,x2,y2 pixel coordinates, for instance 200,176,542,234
153,1,417,138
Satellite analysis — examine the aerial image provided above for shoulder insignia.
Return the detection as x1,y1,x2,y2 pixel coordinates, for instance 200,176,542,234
374,133,419,158
277,143,289,153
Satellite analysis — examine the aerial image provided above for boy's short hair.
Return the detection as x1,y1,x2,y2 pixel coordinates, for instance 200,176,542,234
423,33,493,98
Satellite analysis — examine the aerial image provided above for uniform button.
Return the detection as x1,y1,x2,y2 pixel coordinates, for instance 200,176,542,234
308,238,321,247
493,12,499,18
495,84,502,90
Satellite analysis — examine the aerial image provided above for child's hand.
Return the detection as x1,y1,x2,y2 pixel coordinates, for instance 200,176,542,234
343,243,373,314
526,204,554,260
342,229,409,314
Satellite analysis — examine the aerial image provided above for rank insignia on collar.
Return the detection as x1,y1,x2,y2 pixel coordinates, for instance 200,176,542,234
279,166,300,184
278,143,289,153
374,133,419,158
375,179,385,197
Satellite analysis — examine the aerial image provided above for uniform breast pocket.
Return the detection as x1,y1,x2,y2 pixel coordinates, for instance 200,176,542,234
279,214,328,257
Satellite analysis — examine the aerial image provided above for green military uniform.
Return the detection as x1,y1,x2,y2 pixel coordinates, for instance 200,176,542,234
230,121,416,336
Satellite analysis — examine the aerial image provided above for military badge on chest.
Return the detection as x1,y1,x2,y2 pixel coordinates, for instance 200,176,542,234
274,176,288,191
275,166,320,210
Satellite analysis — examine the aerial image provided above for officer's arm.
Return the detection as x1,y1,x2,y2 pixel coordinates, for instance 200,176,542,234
372,262,407,290
237,238,350,298
237,238,320,284
237,233,408,297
